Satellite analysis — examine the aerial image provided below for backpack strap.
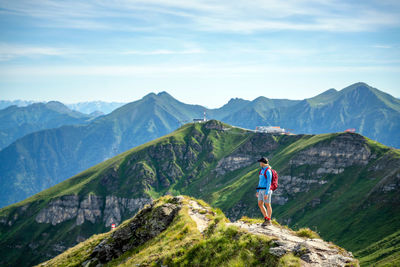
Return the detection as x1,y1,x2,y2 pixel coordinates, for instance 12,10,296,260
264,167,271,179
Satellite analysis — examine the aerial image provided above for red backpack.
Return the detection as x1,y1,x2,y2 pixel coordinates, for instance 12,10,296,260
259,167,279,191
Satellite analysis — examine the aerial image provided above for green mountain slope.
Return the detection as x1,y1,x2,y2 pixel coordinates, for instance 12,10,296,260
0,101,93,149
0,120,398,266
356,229,400,266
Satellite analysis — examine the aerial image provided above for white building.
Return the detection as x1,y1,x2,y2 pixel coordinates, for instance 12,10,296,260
193,111,207,123
255,126,286,134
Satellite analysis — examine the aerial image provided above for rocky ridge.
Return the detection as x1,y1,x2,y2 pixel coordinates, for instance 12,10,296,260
229,221,355,267
38,196,357,267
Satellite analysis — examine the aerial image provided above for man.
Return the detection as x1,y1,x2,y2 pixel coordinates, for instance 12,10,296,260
256,157,272,226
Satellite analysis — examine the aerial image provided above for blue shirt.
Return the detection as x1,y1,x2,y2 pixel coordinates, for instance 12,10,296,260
257,166,272,192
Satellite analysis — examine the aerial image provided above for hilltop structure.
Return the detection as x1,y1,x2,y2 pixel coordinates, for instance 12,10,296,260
255,126,286,134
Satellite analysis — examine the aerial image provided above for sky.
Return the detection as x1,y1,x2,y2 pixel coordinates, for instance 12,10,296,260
0,0,400,108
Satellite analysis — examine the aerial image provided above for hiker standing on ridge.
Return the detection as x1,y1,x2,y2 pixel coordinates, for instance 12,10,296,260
256,157,272,226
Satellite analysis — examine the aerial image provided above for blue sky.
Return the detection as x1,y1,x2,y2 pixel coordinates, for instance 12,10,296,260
0,0,399,108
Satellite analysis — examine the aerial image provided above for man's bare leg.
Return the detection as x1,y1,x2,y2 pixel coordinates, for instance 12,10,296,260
265,203,272,219
258,200,267,218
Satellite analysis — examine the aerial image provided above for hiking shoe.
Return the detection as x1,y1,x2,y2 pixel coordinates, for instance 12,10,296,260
261,219,271,227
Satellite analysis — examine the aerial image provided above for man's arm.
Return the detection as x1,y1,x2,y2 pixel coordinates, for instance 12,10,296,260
266,169,272,191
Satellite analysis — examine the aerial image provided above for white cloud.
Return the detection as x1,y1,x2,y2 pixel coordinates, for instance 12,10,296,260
373,44,393,49
1,63,399,77
0,42,206,61
0,43,80,61
120,49,205,55
1,0,400,33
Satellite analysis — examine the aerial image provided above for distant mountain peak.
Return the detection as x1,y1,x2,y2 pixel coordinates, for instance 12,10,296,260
341,82,374,93
141,91,177,101
44,101,87,116
253,96,269,102
228,97,246,103
143,92,157,99
46,101,69,109
325,88,338,93
352,81,370,87
157,91,171,97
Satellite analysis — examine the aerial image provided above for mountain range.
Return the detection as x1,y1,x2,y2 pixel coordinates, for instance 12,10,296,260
0,100,126,115
0,120,399,266
0,92,205,207
217,82,400,148
0,82,399,209
0,100,36,110
0,101,95,150
65,101,126,115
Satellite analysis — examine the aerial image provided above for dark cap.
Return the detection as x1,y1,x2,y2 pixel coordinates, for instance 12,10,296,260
257,157,268,164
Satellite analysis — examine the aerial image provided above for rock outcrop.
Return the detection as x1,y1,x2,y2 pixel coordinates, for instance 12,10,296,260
35,195,80,225
86,197,181,265
289,133,371,177
214,155,253,176
35,194,151,227
273,133,373,205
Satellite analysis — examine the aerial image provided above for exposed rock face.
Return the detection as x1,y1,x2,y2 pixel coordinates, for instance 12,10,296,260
35,195,151,227
76,195,103,225
103,196,151,227
290,133,371,177
35,195,79,225
87,197,182,265
225,200,253,221
234,133,279,156
229,221,356,267
273,133,373,205
215,156,253,176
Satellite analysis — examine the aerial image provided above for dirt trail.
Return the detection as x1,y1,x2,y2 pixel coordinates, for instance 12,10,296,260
227,221,355,267
187,200,210,233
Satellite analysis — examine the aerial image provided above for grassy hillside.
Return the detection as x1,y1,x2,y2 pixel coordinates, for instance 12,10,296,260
0,120,399,266
356,229,400,266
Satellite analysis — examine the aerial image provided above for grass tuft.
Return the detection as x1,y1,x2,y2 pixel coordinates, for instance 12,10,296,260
295,228,321,239
278,253,301,267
